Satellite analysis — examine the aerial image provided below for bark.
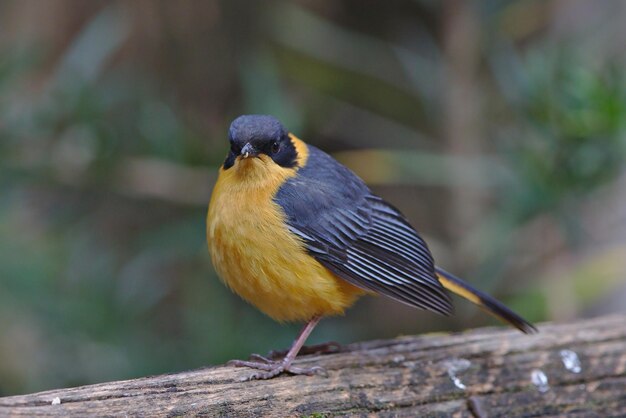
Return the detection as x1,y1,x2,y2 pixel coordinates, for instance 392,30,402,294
1,315,625,417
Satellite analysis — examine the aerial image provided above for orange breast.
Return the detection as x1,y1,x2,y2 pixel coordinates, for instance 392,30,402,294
206,138,364,322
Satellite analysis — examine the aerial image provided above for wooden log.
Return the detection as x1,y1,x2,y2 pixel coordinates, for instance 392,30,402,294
1,314,625,417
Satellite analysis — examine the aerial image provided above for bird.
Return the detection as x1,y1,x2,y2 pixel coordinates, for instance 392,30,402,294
207,114,536,380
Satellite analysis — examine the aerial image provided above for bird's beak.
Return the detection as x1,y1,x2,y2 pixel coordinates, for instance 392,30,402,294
240,143,258,159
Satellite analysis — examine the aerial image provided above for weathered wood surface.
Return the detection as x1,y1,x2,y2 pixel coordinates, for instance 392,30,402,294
1,314,625,417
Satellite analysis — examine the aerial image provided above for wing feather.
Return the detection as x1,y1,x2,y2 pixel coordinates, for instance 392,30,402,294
274,145,453,315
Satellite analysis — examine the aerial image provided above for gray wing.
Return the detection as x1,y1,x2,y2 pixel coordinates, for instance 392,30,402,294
274,145,452,315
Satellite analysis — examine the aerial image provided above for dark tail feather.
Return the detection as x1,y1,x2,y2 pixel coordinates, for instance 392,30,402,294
435,267,537,334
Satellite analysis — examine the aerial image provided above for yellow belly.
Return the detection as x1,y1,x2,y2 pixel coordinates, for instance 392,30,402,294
206,145,364,322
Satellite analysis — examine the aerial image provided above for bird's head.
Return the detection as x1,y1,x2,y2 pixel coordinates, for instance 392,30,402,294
223,115,299,173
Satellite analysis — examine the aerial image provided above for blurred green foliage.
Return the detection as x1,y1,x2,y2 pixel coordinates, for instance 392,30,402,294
496,48,626,224
0,0,625,396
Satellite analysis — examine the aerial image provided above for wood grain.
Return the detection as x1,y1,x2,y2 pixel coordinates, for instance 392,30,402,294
1,315,625,417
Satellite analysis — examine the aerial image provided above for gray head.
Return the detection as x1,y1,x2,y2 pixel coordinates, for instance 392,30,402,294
224,115,297,169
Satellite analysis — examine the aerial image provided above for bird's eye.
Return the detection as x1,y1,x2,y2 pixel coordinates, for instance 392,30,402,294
270,141,280,154
230,141,240,154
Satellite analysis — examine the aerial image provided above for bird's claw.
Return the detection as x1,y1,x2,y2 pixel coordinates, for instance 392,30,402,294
228,355,327,381
248,353,274,364
267,341,341,359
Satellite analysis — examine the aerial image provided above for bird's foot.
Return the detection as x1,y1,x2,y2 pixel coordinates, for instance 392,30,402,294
228,356,326,381
267,341,341,360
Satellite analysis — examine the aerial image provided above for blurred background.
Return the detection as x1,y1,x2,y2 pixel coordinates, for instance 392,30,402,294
1,0,625,396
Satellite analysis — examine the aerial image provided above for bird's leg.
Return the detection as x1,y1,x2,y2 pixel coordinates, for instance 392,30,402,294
228,315,325,380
